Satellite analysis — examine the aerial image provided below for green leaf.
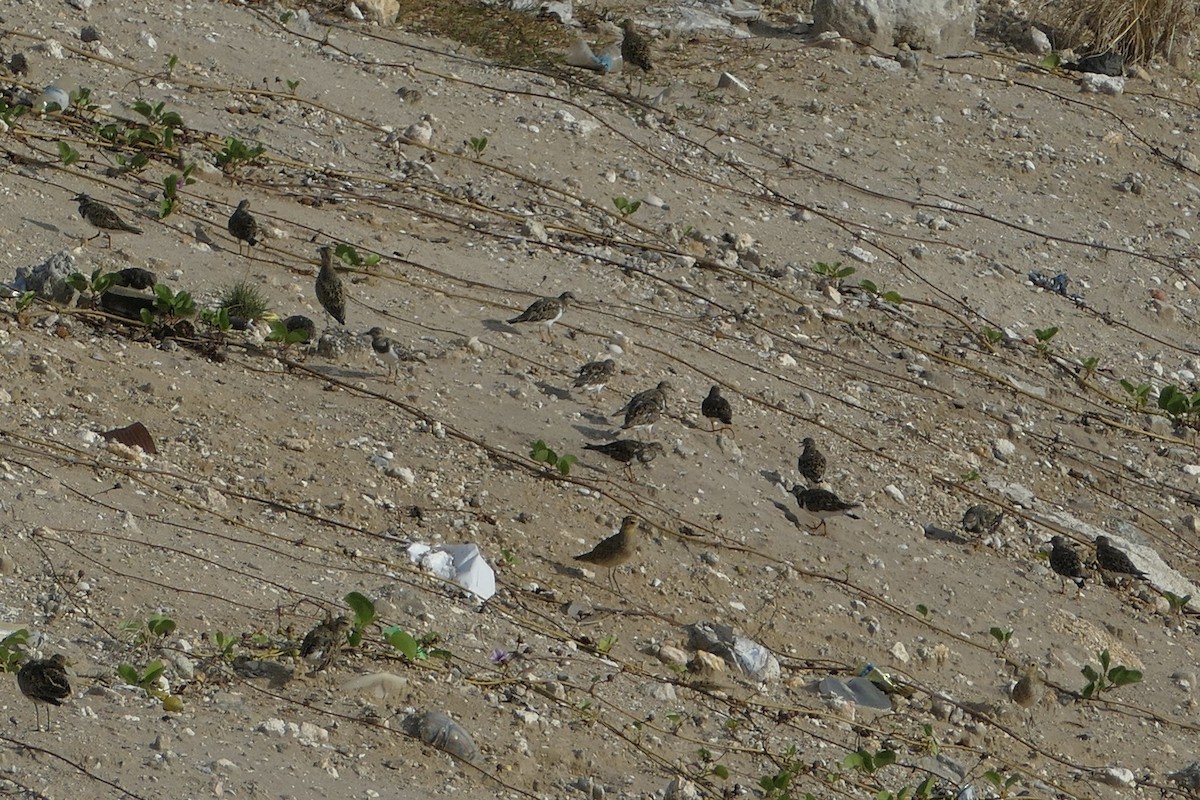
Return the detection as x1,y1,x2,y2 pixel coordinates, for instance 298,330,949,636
162,694,184,713
385,626,419,659
140,660,165,685
981,770,1002,788
874,750,897,769
147,614,176,637
1109,667,1143,686
712,764,729,780
841,751,866,771
344,592,376,626
557,454,577,475
1081,664,1100,682
117,664,138,685
66,273,89,293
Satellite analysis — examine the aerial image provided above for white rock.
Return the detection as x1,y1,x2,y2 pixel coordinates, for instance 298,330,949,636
346,2,365,20
890,641,910,663
358,0,398,23
1080,73,1125,95
883,484,905,504
993,438,1016,461
1099,767,1136,787
844,245,877,264
1028,27,1051,53
665,777,702,800
257,718,288,736
657,645,689,667
717,71,751,94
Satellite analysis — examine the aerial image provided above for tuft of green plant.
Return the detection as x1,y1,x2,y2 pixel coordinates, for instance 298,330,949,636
216,136,266,171
1033,326,1058,355
66,269,119,303
840,748,896,774
0,629,29,673
1079,355,1100,382
212,631,238,661
594,633,617,654
1164,590,1192,615
916,604,932,620
159,163,196,219
56,141,81,166
140,284,195,325
343,591,376,648
612,196,641,217
117,659,165,693
858,278,904,305
384,627,452,661
980,326,1004,347
1120,379,1152,411
0,99,29,128
147,613,177,638
199,307,232,332
1080,648,1143,699
981,769,1020,798
217,279,270,321
812,260,855,282
267,319,311,346
334,243,381,269
530,440,577,475
285,78,301,94
757,745,810,800
1156,384,1200,424
467,135,488,158
989,626,1013,652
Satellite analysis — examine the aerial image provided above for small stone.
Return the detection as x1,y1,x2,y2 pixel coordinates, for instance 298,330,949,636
657,645,689,667
883,484,904,504
80,26,101,43
716,72,750,95
1027,27,1051,54
1080,73,1124,95
993,438,1017,462
890,641,910,663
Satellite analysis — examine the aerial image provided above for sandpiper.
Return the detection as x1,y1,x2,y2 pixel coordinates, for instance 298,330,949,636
72,193,142,248
300,615,351,672
315,245,347,327
1095,536,1148,582
364,326,402,383
283,314,317,344
508,291,576,342
790,486,861,535
962,504,1004,537
228,199,260,254
574,514,639,591
1049,535,1087,592
113,267,157,290
701,385,732,430
17,654,71,731
574,358,616,399
615,380,672,436
583,439,663,479
797,437,826,485
620,19,653,87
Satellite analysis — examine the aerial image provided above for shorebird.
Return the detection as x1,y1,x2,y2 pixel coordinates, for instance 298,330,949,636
72,193,142,248
574,514,638,591
1010,661,1043,729
1049,535,1088,592
790,486,861,534
1095,536,1148,582
17,654,71,731
614,380,672,436
315,245,347,327
574,358,616,400
364,326,402,383
797,437,826,486
508,291,576,342
583,439,663,479
962,504,1004,537
283,314,316,344
701,385,732,431
620,19,652,93
300,615,350,672
227,199,260,254
113,267,157,290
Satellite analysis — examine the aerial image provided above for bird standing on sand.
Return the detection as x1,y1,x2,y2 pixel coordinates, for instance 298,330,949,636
228,199,260,254
574,514,639,590
621,19,653,73
72,193,142,248
315,245,347,327
508,291,576,342
1010,662,1043,729
574,358,616,399
617,380,672,436
701,385,732,430
363,326,403,383
1049,535,1087,592
790,486,861,534
583,439,663,479
300,615,351,672
797,437,826,486
17,654,71,731
1095,536,1148,581
962,504,1004,537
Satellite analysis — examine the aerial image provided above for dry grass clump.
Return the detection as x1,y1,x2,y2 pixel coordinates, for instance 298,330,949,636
1037,0,1195,64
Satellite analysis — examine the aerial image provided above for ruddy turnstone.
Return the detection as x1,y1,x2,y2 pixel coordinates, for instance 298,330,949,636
701,385,732,430
574,358,616,399
17,654,71,730
1095,535,1148,581
315,245,347,327
72,193,142,248
790,486,861,534
1049,535,1087,592
614,381,672,436
508,291,576,342
228,199,260,254
300,615,350,672
962,504,1004,537
797,437,826,485
583,439,663,479
574,514,638,590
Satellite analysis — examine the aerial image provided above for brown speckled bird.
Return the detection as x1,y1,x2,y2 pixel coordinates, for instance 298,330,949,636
797,437,826,486
17,654,71,730
1049,535,1088,592
962,504,1004,537
508,291,576,342
1095,536,1148,581
701,385,732,430
574,514,639,590
615,380,672,437
364,326,402,384
620,19,653,73
574,358,616,399
583,439,663,479
73,193,142,248
315,245,347,327
300,615,351,672
228,199,260,254
790,486,861,535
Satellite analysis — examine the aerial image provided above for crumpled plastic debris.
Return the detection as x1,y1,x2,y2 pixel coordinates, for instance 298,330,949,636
407,542,496,600
685,621,780,682
565,38,618,73
1029,271,1086,306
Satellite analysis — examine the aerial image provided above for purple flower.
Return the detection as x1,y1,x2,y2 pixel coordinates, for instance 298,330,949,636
489,648,511,665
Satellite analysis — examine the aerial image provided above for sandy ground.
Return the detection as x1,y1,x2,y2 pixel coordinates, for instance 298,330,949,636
2,1,1200,798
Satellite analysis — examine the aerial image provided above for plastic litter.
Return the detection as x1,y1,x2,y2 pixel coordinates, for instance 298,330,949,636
685,621,780,682
407,542,495,601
